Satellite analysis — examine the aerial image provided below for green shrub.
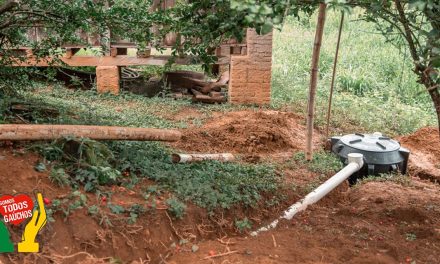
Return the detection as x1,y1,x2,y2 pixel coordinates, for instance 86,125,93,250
166,198,186,219
271,12,436,135
49,168,70,187
292,151,343,174
235,218,252,233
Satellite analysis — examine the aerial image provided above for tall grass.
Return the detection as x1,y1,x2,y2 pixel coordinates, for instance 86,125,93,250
271,10,436,136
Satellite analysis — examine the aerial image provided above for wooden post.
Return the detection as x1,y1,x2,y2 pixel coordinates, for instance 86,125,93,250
325,12,345,139
306,3,327,161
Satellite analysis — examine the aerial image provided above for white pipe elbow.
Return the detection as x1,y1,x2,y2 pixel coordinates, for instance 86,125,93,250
347,153,364,170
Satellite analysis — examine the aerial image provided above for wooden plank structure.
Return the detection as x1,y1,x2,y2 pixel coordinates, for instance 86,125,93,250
12,53,231,67
6,1,272,105
8,0,248,95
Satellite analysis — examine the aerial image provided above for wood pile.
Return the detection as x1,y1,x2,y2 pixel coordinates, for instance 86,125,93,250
164,70,229,104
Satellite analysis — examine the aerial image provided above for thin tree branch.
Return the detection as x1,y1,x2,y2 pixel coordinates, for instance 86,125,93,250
0,0,18,15
394,0,420,63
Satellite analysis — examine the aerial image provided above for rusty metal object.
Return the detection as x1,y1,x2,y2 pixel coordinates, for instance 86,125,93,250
121,67,140,79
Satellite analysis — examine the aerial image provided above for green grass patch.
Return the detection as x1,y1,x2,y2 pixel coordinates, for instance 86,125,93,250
291,151,343,175
354,173,412,187
13,82,252,129
34,138,281,211
271,11,436,135
110,141,280,211
16,85,187,128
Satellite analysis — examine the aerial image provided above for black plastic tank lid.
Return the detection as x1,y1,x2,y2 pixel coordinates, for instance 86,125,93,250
339,132,401,153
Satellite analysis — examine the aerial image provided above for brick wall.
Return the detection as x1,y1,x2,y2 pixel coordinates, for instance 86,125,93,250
229,29,273,105
96,66,120,95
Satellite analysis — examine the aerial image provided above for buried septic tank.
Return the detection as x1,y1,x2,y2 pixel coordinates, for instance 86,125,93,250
330,132,410,183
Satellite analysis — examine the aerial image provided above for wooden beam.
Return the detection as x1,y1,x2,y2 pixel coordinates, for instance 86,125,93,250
110,47,118,57
65,48,81,59
306,3,327,161
9,55,231,67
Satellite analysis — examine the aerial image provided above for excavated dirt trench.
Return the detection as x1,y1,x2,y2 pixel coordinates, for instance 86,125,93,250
0,114,439,263
0,144,300,264
170,180,440,264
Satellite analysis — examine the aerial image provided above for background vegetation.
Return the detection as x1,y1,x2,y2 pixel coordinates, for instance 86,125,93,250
272,10,436,136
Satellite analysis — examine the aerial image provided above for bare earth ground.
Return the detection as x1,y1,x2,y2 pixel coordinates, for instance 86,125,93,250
0,111,439,264
170,180,440,264
170,110,322,163
399,127,440,183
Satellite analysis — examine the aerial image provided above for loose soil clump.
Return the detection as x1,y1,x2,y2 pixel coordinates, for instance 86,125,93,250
399,127,440,183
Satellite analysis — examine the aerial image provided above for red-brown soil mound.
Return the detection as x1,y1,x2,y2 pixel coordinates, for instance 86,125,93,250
172,110,322,156
399,127,440,182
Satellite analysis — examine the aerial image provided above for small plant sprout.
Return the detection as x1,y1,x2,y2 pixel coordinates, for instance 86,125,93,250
235,218,252,233
166,198,186,219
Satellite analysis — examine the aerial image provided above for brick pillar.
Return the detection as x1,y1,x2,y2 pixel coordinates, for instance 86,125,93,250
229,29,273,105
96,66,120,95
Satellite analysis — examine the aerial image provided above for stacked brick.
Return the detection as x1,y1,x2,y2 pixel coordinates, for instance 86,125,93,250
229,29,273,105
96,66,120,95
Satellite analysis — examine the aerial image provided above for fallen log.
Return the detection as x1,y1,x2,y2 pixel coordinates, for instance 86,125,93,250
182,77,208,88
9,103,60,118
192,94,227,104
0,125,182,142
171,153,234,163
200,83,224,94
209,91,223,98
164,71,205,91
191,89,203,96
217,71,230,85
200,71,229,94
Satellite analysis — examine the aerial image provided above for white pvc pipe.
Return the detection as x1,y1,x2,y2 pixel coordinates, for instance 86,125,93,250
251,153,364,236
171,153,235,163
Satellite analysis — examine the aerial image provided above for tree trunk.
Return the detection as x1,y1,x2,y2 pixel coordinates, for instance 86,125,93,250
428,87,440,138
306,3,327,161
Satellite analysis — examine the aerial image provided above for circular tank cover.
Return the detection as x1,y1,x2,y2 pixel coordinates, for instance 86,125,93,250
339,133,401,152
